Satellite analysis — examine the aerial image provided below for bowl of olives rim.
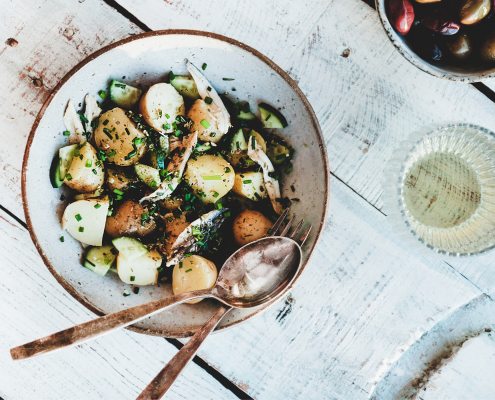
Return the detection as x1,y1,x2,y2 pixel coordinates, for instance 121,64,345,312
376,0,495,82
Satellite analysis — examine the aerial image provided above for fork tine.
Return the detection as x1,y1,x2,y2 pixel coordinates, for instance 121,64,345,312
289,219,304,240
266,207,290,237
280,214,297,237
297,225,312,247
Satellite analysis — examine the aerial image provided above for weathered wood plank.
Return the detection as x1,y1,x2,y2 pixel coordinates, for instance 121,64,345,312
179,178,481,399
0,0,142,220
0,208,236,400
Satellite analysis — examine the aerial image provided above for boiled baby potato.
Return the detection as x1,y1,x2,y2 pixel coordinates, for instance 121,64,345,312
186,99,225,143
94,108,147,166
447,33,473,61
105,199,156,238
163,213,190,251
459,0,491,25
481,31,495,63
232,209,272,246
139,83,185,133
64,142,104,193
232,171,267,201
62,198,109,246
172,255,217,304
117,250,162,285
159,197,183,212
227,130,266,168
106,167,138,192
184,154,235,204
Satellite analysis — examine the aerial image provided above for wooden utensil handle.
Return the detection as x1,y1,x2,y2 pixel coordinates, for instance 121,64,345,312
137,305,232,400
10,289,212,361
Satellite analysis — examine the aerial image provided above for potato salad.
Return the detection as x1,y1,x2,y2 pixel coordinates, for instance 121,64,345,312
52,60,295,300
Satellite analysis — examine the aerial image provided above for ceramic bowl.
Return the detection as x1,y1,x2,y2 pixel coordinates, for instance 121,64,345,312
22,30,330,338
375,0,495,82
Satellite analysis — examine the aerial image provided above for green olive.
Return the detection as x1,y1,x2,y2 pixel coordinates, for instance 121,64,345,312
459,0,491,25
267,141,290,165
481,31,495,62
446,33,473,61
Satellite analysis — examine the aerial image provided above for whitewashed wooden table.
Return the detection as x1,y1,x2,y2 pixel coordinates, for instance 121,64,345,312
3,0,495,399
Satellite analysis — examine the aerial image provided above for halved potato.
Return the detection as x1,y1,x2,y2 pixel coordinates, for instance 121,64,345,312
184,154,235,204
163,214,190,251
139,83,185,133
94,108,147,166
232,171,267,201
64,142,104,193
172,255,217,304
117,250,162,285
62,198,109,246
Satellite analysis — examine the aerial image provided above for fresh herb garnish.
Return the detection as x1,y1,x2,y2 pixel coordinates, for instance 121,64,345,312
78,226,84,232
205,96,213,104
94,203,101,209
63,130,70,136
202,175,222,180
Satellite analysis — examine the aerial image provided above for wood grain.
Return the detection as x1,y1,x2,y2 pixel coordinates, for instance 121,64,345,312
0,0,142,220
0,208,236,400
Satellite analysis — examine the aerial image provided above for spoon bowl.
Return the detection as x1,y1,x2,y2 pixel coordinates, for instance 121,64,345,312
213,236,302,308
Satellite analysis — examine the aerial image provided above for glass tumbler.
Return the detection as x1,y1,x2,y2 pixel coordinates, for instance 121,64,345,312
382,123,495,257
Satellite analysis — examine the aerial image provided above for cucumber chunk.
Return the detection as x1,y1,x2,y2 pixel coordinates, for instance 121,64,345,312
134,164,161,189
196,143,212,152
109,80,142,109
74,188,104,200
59,144,78,180
84,245,117,276
150,135,170,169
237,110,257,121
170,75,200,100
267,141,290,165
258,102,288,129
230,129,248,152
50,156,64,188
112,237,148,261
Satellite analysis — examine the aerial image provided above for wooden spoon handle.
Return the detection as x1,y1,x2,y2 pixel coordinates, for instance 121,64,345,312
10,289,212,361
137,305,232,400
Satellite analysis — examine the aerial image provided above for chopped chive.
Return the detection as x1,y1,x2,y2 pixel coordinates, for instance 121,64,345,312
200,119,211,129
169,71,176,81
107,209,114,217
141,213,149,221
125,127,130,135
185,269,192,273
126,149,137,159
215,202,223,210
75,214,82,222
113,189,124,195
276,154,287,160
202,175,222,180
202,63,207,70
103,128,113,139
265,114,271,121
185,253,192,257
291,185,295,192
116,195,123,201
94,203,101,209
213,192,220,198
172,122,178,130
130,276,135,281
78,112,88,123
198,241,205,246
179,262,183,269
252,139,256,150
168,184,174,191
98,90,106,99
63,130,70,136
150,180,157,188
107,150,117,157
163,123,171,130
115,134,119,140
60,236,65,242
207,86,212,91
205,96,213,105
224,167,231,173
225,211,231,218
74,149,80,157
85,159,92,168
223,78,235,81
78,226,84,232
65,173,72,181
254,192,262,201
216,152,225,159
134,287,139,294
243,180,252,184
174,130,182,137
185,193,191,201
285,164,293,174
92,169,97,175
210,132,216,137
103,119,109,125
158,110,162,117
123,290,131,297
165,113,170,119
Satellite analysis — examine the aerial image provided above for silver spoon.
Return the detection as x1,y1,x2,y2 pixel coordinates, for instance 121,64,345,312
137,214,311,399
10,209,308,361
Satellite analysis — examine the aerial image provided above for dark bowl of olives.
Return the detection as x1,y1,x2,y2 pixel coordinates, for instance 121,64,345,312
376,0,495,81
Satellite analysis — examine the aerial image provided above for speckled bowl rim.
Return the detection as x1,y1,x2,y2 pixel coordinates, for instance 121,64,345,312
375,0,495,83
22,30,330,338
